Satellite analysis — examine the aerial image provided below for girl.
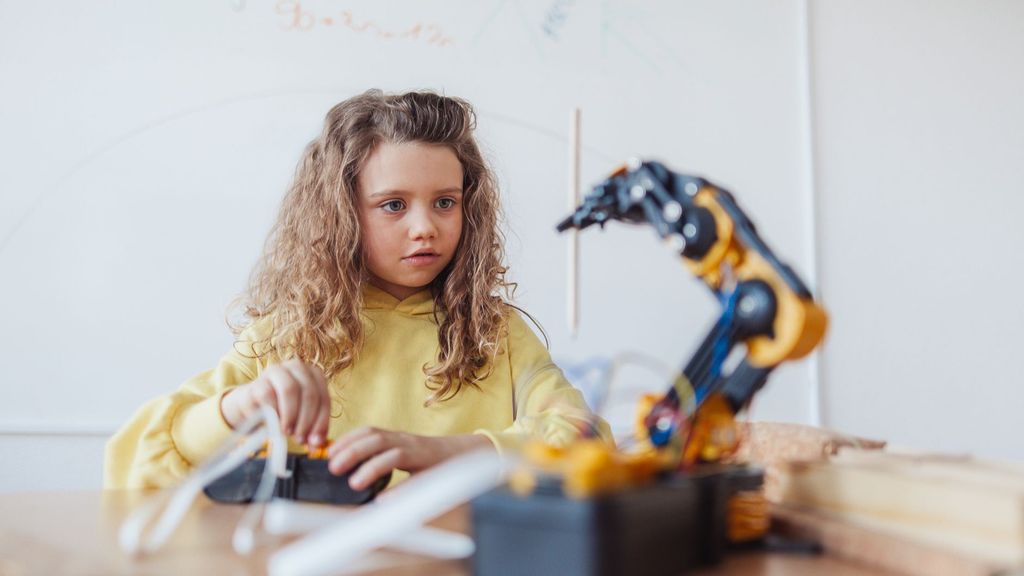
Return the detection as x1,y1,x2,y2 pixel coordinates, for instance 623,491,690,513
105,90,608,491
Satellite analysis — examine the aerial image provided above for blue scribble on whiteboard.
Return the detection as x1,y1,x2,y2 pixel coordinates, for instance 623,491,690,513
468,0,686,75
543,0,575,41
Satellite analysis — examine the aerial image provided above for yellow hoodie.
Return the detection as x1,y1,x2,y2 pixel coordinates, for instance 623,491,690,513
104,284,609,489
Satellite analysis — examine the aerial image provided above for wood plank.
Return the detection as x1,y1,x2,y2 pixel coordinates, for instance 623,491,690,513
777,452,1024,565
771,504,1004,576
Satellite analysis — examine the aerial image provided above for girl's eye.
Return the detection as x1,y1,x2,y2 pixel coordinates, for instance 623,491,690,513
382,200,405,213
436,197,456,209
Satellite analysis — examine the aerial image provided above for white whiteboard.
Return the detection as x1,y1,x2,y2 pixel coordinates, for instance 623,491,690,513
0,0,814,445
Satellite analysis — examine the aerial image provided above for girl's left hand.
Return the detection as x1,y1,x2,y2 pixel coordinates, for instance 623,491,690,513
327,427,495,490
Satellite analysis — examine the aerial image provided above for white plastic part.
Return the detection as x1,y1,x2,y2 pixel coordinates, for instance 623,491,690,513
263,500,475,559
267,449,508,576
118,405,289,556
232,407,291,554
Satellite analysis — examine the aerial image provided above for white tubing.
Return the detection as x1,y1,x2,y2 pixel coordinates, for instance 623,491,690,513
263,501,475,559
267,450,507,576
119,405,288,555
119,428,267,553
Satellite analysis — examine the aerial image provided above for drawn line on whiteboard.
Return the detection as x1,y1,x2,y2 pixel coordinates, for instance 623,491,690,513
238,0,689,74
468,0,689,76
509,0,546,58
600,0,610,58
472,0,509,46
639,23,689,73
471,0,545,57
605,3,692,76
0,91,613,258
480,110,614,165
604,26,660,72
0,88,342,258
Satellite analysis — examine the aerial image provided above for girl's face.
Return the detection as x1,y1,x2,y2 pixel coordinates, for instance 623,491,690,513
357,141,464,301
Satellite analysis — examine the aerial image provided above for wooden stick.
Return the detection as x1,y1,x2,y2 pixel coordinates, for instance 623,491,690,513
568,108,581,339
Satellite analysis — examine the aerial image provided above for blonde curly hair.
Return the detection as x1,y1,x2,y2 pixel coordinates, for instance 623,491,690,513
232,89,513,404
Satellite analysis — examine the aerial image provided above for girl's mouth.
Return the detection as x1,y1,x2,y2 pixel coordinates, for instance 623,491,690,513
402,251,440,266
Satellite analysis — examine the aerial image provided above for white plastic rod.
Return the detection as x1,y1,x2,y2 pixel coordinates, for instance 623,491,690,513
267,450,507,576
263,501,475,559
119,406,289,556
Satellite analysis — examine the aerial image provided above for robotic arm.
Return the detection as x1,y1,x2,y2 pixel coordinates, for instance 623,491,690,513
475,160,826,574
558,159,827,465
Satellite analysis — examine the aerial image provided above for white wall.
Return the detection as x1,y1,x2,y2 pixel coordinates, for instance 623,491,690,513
811,0,1024,458
0,1,1021,492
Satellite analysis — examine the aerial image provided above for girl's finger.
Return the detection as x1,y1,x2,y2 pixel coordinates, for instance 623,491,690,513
309,363,328,389
309,364,331,446
283,361,321,442
327,426,376,457
309,400,331,447
328,430,388,475
349,448,402,490
265,366,299,435
252,380,278,410
242,385,262,414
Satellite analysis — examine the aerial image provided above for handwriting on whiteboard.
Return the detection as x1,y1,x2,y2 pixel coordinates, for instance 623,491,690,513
274,1,455,47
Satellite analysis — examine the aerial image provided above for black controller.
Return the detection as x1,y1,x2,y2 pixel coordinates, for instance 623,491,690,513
204,454,391,505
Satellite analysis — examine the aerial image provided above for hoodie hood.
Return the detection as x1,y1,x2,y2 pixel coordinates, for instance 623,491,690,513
362,283,436,317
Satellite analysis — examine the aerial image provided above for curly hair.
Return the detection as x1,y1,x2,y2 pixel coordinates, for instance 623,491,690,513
231,89,513,405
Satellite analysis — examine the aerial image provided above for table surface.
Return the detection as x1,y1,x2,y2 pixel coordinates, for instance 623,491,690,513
0,490,883,576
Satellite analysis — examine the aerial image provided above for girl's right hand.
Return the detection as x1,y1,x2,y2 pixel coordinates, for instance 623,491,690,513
219,359,331,447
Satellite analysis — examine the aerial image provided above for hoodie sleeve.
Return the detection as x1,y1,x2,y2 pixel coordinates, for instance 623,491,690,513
103,324,269,489
474,310,614,455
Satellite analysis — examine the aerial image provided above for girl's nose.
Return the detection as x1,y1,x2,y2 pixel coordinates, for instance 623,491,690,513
408,209,438,240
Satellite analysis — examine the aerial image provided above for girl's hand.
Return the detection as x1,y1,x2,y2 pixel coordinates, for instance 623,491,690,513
220,359,331,447
327,427,495,490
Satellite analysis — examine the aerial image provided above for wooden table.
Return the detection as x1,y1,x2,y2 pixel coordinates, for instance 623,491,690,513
0,491,882,575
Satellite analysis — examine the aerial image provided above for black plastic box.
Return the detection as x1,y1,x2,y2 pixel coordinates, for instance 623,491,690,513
471,466,761,576
472,478,700,576
203,454,390,505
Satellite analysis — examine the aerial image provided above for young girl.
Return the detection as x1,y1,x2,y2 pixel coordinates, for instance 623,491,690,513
105,90,609,491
